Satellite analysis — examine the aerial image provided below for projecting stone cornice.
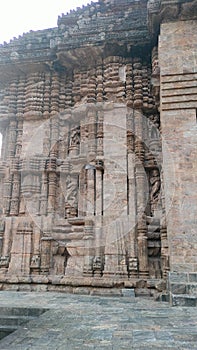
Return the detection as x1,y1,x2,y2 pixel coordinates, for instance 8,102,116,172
148,0,197,38
0,0,151,81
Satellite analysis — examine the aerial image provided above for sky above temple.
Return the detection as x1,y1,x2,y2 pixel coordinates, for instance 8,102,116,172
0,0,91,44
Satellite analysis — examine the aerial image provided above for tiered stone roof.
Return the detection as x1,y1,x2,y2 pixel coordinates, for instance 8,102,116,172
0,0,151,81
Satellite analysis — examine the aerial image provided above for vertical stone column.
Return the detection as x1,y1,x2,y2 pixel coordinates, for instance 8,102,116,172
96,109,104,158
15,119,23,156
126,59,134,108
151,46,160,111
0,124,9,161
24,73,44,119
43,72,51,119
0,218,13,272
43,127,51,158
80,69,88,102
104,56,124,101
40,237,52,275
16,77,25,120
77,179,84,221
40,172,48,216
86,166,95,217
72,69,81,105
95,161,104,218
59,76,66,113
80,117,88,155
142,64,150,110
135,110,149,277
94,161,104,273
117,57,126,103
83,219,94,277
8,79,17,119
47,115,59,214
160,168,169,279
133,58,143,109
30,225,41,275
50,73,60,117
0,220,4,257
3,173,12,216
6,78,17,160
137,214,149,278
8,119,17,158
87,68,96,103
10,171,20,216
87,105,97,160
65,80,73,108
127,111,138,277
161,217,169,279
50,116,59,158
47,170,57,214
96,60,104,102
159,20,197,275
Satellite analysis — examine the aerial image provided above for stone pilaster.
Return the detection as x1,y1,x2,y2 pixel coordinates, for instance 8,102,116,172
86,165,95,217
8,218,33,276
96,61,104,102
87,105,97,159
40,172,48,216
30,225,41,275
3,173,12,216
8,119,17,159
15,119,23,156
96,109,104,158
135,110,149,277
127,111,138,277
10,171,20,216
40,237,52,275
83,219,94,277
87,68,96,103
50,73,60,116
50,116,59,158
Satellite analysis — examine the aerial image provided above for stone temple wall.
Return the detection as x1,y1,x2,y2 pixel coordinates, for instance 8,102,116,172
0,0,196,303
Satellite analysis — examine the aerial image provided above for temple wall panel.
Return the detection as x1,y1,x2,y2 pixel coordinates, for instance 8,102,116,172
159,20,197,273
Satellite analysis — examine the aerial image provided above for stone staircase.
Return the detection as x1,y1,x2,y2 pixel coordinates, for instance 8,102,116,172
169,272,197,306
0,307,47,341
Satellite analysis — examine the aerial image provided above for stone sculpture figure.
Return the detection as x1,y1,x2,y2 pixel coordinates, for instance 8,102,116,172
150,169,161,213
70,127,80,146
65,175,78,218
1,0,196,300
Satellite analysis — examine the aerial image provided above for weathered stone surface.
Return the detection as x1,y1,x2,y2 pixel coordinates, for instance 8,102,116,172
0,0,196,303
0,291,197,349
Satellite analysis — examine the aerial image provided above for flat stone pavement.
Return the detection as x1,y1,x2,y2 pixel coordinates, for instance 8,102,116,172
0,292,197,349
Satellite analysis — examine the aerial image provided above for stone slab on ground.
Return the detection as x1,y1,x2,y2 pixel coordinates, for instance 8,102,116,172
0,292,197,349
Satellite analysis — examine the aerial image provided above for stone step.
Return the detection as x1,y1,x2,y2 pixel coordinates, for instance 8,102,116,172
171,294,197,307
0,325,18,340
121,288,135,298
169,272,197,307
186,283,197,295
170,282,197,295
0,307,46,317
0,315,36,327
0,325,18,332
0,307,47,341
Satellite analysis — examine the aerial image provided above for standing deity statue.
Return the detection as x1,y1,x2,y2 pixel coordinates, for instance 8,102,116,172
150,169,161,213
69,127,80,156
65,175,78,218
70,127,80,146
